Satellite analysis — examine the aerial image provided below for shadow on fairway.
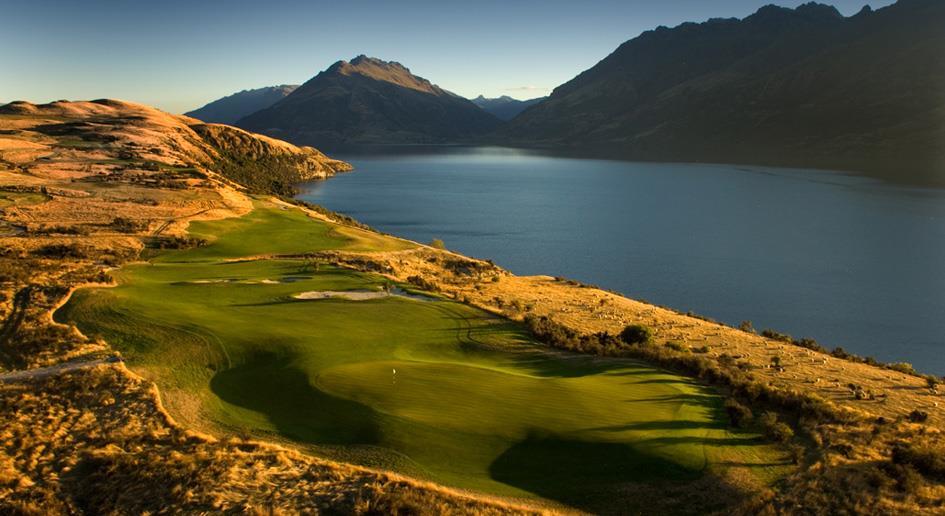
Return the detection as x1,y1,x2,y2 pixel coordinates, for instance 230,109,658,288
210,351,381,445
489,432,703,513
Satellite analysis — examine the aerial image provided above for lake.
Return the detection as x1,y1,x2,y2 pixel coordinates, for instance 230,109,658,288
298,146,945,375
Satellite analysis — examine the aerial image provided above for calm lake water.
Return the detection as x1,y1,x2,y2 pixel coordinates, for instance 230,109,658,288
298,147,945,375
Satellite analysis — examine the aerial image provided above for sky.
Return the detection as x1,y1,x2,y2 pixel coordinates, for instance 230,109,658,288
1,0,893,114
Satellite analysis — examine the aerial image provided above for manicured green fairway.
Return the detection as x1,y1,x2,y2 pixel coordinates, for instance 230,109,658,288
57,201,787,512
161,199,414,263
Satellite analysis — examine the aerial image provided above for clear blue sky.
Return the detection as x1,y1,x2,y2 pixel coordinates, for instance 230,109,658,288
0,0,891,113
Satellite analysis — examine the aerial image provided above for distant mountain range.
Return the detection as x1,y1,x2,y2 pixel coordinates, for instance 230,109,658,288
471,95,545,121
498,0,945,184
237,56,500,147
185,85,298,124
185,0,944,184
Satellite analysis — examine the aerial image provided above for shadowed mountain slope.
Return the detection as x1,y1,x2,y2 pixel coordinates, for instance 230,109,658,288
237,56,501,147
185,85,298,124
499,0,945,184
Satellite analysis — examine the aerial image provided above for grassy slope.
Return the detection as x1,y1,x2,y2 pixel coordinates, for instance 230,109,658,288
57,201,787,512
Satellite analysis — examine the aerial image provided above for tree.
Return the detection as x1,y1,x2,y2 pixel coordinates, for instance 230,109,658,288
619,324,651,346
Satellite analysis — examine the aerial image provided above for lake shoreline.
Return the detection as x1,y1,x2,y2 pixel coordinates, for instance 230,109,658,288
299,147,945,374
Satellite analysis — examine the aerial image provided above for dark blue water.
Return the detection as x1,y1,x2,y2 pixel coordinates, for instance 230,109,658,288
298,147,945,375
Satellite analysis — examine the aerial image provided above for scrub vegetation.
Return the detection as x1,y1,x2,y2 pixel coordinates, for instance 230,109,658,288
57,203,788,513
2,100,945,515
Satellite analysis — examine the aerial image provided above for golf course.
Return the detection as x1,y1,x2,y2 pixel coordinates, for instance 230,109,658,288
56,200,788,512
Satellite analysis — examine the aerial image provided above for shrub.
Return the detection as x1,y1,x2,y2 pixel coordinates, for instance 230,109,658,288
664,341,689,353
406,275,438,292
761,329,792,342
146,236,207,250
31,224,90,236
926,377,940,391
907,410,929,423
429,238,446,250
892,442,945,480
795,338,828,353
759,412,794,443
34,243,87,259
724,398,753,428
619,324,651,346
111,216,149,233
831,347,851,359
738,320,755,333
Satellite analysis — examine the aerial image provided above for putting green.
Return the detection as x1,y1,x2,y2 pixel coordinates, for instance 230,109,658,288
57,201,787,512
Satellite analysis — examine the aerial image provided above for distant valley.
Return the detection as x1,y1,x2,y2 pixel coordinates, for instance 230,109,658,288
471,95,545,121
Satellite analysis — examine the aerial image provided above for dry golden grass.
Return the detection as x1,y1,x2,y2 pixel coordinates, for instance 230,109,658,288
314,246,945,513
324,246,944,425
0,366,544,515
0,100,551,514
2,99,944,514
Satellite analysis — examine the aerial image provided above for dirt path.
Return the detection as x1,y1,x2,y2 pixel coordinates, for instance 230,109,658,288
0,358,110,383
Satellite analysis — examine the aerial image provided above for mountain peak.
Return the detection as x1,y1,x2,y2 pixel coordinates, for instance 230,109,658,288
325,55,439,95
795,2,843,19
237,57,500,146
748,2,843,24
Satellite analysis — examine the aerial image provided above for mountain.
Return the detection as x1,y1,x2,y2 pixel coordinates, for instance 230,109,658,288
237,56,501,147
185,85,298,124
471,95,545,121
499,0,945,185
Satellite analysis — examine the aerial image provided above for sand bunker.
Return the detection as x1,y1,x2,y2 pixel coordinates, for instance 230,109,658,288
293,287,435,302
293,290,388,301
